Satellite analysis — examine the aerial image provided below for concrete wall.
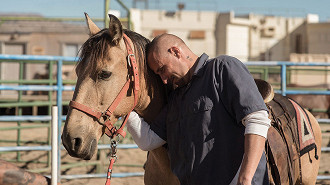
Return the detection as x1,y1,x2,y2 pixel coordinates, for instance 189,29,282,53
290,53,330,86
307,23,330,54
215,12,307,61
131,9,218,57
226,24,249,61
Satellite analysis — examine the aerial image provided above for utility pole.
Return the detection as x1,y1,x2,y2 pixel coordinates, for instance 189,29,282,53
105,0,110,28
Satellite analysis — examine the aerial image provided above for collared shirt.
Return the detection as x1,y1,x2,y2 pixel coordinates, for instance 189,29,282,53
150,54,268,185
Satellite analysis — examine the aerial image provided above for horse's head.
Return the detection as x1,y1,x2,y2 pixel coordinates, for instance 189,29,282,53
61,13,158,159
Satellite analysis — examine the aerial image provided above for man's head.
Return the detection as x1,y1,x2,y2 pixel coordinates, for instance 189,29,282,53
147,34,198,88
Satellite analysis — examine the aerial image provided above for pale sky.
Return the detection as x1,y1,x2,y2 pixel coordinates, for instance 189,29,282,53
0,0,329,22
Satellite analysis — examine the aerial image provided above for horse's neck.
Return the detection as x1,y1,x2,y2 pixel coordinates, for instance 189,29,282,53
135,72,166,123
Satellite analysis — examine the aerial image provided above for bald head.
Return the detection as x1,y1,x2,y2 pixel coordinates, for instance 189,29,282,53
147,34,186,59
147,33,199,65
146,33,199,88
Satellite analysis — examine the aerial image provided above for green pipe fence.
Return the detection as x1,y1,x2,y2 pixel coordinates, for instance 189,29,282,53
0,55,330,181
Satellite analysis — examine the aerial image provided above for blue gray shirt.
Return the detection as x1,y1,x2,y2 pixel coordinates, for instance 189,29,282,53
150,54,269,185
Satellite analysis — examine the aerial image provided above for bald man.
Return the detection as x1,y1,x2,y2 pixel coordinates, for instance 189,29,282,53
127,34,271,185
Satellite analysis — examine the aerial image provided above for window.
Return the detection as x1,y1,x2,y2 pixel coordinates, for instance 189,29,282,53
261,27,275,37
0,43,26,96
188,30,205,39
295,34,302,54
4,43,26,55
63,43,81,57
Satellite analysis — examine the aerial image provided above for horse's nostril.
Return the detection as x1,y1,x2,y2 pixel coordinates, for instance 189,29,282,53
73,137,82,151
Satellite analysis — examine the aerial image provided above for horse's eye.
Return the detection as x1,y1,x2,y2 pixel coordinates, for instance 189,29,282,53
98,70,112,80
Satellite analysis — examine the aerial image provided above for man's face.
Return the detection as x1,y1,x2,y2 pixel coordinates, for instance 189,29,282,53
148,52,186,88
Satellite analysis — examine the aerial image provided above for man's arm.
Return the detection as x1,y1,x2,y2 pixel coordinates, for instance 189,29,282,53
127,112,166,151
0,160,52,185
237,134,266,185
237,110,270,185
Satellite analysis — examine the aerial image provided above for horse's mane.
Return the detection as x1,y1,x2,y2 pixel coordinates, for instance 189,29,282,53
77,29,150,82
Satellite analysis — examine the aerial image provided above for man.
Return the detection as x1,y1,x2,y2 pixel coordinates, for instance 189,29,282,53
127,33,271,185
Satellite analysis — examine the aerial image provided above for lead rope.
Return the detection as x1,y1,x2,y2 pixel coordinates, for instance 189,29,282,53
104,34,139,185
105,139,119,185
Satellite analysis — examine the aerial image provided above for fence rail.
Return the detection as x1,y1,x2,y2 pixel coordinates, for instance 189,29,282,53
0,54,329,182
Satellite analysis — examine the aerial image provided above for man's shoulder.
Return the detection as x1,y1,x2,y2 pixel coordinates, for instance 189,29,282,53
211,55,242,64
206,55,244,69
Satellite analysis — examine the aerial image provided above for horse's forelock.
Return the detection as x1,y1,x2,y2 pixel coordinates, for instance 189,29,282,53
77,29,151,84
77,29,112,77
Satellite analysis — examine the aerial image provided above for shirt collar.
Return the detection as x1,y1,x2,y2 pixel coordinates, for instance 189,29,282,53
193,53,209,77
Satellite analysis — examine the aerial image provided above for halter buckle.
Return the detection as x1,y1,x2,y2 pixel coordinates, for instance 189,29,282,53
98,111,110,125
127,54,135,67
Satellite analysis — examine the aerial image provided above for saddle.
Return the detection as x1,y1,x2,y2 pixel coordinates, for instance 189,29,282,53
254,79,318,185
266,94,318,185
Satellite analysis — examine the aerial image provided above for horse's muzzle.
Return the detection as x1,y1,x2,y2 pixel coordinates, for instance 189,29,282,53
62,134,97,160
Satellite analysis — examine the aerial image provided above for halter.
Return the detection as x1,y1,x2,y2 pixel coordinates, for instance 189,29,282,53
68,34,139,185
69,33,139,138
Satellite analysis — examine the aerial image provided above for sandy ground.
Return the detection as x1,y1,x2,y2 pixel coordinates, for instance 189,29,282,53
0,122,329,185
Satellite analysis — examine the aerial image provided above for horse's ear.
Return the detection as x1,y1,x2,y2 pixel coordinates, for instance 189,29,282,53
84,12,101,36
108,14,123,45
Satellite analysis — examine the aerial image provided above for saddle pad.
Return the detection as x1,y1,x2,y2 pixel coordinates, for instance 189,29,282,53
288,99,316,156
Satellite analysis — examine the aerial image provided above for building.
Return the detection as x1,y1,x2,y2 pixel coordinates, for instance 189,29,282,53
215,11,308,62
1,11,329,87
0,14,89,96
130,9,218,58
130,9,330,86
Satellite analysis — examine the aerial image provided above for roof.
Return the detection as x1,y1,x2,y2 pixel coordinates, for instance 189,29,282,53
0,14,89,34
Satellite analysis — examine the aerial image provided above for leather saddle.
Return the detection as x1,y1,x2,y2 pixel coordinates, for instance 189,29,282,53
254,79,318,184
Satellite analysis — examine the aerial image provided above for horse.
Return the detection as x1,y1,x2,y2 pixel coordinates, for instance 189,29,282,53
61,13,322,185
61,13,179,185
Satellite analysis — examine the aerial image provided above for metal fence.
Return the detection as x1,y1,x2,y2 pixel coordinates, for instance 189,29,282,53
0,54,329,182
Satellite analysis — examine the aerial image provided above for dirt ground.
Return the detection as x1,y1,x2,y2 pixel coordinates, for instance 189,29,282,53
0,122,329,185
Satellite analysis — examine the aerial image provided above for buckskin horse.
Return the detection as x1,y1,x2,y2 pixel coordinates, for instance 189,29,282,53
61,13,322,185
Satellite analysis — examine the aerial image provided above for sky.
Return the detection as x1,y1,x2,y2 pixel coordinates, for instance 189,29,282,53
0,0,329,22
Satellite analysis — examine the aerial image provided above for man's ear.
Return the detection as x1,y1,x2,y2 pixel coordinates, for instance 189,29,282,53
168,46,181,59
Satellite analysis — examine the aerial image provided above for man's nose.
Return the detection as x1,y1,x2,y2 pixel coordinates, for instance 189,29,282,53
160,75,167,84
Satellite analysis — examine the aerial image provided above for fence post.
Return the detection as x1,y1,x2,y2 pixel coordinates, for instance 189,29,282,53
51,106,58,185
56,60,63,182
281,64,287,96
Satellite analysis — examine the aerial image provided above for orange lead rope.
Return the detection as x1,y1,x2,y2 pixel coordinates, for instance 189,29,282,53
105,158,115,185
105,139,118,185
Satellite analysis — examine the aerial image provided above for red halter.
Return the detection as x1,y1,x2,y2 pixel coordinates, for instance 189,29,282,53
69,34,139,138
69,34,139,185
